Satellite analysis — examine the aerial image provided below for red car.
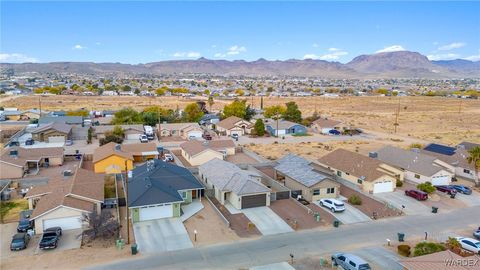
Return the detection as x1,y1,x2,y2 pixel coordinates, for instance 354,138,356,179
405,189,428,201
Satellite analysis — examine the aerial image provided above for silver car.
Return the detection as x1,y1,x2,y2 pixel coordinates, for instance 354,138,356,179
331,253,371,270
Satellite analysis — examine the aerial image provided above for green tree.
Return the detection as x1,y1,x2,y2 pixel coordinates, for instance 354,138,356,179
99,132,124,146
122,85,132,92
111,108,143,124
376,88,389,95
67,110,89,117
254,119,265,136
264,105,286,137
204,89,210,95
222,99,248,119
112,125,124,138
87,127,93,144
155,87,166,96
467,146,480,187
184,103,204,122
416,182,436,194
283,101,302,123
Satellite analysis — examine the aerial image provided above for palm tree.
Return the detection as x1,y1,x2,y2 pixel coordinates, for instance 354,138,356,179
467,146,480,187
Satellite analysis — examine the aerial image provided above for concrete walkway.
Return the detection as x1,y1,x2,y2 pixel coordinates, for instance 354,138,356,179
250,262,295,270
241,207,293,235
181,200,204,222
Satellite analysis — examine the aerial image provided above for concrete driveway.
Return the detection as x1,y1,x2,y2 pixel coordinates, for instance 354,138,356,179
241,207,293,236
456,191,480,207
36,229,82,254
351,246,403,270
375,191,430,215
133,218,193,254
314,201,371,224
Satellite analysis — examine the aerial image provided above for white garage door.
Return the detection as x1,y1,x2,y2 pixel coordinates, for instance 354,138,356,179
432,175,450,186
230,130,243,136
126,133,141,140
139,204,173,221
43,216,82,231
373,181,393,193
48,136,65,143
187,131,202,138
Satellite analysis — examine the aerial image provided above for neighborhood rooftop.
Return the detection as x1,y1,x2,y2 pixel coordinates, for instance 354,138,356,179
275,154,330,187
375,146,445,176
180,139,235,157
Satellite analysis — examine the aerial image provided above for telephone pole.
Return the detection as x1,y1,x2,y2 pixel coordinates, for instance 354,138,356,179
394,97,401,133
124,160,130,244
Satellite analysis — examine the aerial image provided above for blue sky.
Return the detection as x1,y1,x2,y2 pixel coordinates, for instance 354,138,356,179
1,1,479,64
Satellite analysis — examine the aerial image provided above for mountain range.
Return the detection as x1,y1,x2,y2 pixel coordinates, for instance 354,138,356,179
1,51,479,78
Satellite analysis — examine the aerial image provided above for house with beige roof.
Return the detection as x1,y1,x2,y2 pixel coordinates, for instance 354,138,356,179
311,118,346,133
180,139,235,166
93,142,159,173
317,149,404,194
156,122,203,140
199,158,271,209
25,167,104,233
93,125,144,140
0,147,64,179
31,122,72,143
215,116,252,136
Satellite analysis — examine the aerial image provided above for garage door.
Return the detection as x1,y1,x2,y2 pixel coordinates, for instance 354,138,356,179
48,136,65,143
187,131,202,138
432,175,450,186
241,194,267,209
139,204,173,221
126,133,141,140
43,216,82,231
373,181,393,193
231,130,243,136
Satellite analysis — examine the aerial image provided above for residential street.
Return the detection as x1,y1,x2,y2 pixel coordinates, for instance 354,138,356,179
89,205,480,270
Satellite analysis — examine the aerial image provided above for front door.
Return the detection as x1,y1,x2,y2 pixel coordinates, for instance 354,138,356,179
192,190,197,199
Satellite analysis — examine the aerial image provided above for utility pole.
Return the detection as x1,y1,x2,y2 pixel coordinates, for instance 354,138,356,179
394,97,401,133
124,160,130,244
38,96,42,117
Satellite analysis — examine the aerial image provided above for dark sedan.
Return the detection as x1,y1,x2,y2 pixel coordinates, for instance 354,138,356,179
10,233,30,251
17,219,34,232
451,185,472,195
435,185,457,196
39,227,62,250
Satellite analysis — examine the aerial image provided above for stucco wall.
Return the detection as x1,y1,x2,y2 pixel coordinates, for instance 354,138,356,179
183,149,224,166
283,175,339,201
33,206,86,234
94,155,133,174
0,162,24,178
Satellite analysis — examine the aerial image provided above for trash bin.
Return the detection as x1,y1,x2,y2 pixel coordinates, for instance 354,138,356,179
432,206,438,213
450,193,456,199
131,244,138,255
333,220,340,228
314,213,320,222
398,233,405,242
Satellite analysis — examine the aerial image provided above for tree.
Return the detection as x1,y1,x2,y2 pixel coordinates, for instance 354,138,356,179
416,182,436,194
122,85,132,92
99,132,123,146
204,89,211,95
235,89,245,96
81,210,119,243
184,103,204,122
208,96,214,112
283,101,302,123
155,87,168,96
264,105,286,137
87,127,93,144
111,108,143,124
254,119,265,136
467,146,480,187
260,96,264,110
112,125,124,137
222,99,248,119
67,110,89,117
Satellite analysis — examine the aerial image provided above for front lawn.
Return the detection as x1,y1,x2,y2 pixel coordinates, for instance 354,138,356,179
1,199,29,223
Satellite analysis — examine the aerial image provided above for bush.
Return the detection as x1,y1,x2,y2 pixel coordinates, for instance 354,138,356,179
348,195,362,205
396,179,403,187
417,182,436,194
413,242,446,257
397,244,411,257
409,143,423,149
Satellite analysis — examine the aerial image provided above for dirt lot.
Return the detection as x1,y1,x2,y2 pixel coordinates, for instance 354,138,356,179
184,200,239,246
340,185,402,219
270,199,333,230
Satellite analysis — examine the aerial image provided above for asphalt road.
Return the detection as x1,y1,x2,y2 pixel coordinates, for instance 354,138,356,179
89,205,480,270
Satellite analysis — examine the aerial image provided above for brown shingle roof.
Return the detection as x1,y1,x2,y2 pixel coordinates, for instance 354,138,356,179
92,142,133,163
312,118,342,128
180,139,235,156
317,148,387,182
1,147,64,167
400,250,477,270
216,116,243,129
31,122,72,134
120,142,158,156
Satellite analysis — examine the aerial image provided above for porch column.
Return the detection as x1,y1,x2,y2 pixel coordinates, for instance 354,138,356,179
199,189,201,202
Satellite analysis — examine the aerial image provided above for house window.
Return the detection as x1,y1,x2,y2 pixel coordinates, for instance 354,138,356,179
182,192,187,199
414,174,420,179
463,169,470,174
327,188,335,194
313,189,320,195
357,179,363,184
337,171,342,177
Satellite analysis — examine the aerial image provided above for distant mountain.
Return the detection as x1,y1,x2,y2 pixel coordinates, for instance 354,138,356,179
1,51,479,78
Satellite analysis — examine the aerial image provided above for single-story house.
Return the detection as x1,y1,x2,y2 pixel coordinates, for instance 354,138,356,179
374,146,454,186
199,114,220,128
215,116,253,136
180,139,235,166
128,159,204,222
2,110,23,120
274,154,340,201
199,158,271,209
311,118,346,133
31,122,72,143
25,167,104,233
92,142,134,174
93,125,144,140
421,143,479,181
156,122,203,139
120,142,159,162
317,149,404,194
265,119,307,136
0,147,64,179
38,116,83,126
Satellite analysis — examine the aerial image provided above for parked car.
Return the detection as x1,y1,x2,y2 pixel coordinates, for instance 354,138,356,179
319,198,346,213
331,253,371,270
65,140,73,146
25,138,34,145
435,185,457,196
146,133,155,140
17,219,34,232
39,227,62,250
10,233,30,251
329,129,341,136
451,185,472,195
455,237,480,254
202,133,212,140
405,189,428,201
473,228,480,240
163,154,174,162
231,133,239,140
139,134,148,143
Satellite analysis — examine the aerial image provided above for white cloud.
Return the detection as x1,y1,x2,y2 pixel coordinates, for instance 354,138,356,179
303,54,319,59
303,49,348,60
328,47,340,52
463,52,480,61
172,51,201,58
376,45,406,53
427,53,460,61
0,53,38,63
312,43,319,48
213,45,247,58
72,44,86,50
438,42,465,51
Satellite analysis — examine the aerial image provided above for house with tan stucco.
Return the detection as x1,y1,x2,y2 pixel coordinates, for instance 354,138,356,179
0,147,64,179
180,139,235,166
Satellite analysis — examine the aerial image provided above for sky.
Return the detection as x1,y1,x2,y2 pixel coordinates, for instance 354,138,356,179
1,1,479,64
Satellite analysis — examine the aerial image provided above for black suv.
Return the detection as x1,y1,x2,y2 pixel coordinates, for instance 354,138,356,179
17,219,34,232
10,233,30,251
39,227,62,250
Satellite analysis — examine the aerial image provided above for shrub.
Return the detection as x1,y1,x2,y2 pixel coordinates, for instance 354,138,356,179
396,179,403,187
413,242,446,257
348,195,362,205
409,143,423,149
417,182,436,194
397,244,411,257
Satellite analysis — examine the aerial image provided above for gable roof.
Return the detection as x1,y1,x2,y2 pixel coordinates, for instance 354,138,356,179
375,146,447,177
158,122,200,131
265,119,304,130
94,125,144,134
312,118,342,127
180,139,235,157
400,250,477,270
275,154,333,187
38,116,83,125
199,158,270,195
31,122,72,134
421,148,474,170
120,142,159,156
92,142,133,163
128,159,203,207
0,147,64,167
317,149,389,182
216,116,246,129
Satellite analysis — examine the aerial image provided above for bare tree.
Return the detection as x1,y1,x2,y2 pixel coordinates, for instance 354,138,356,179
80,210,119,242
